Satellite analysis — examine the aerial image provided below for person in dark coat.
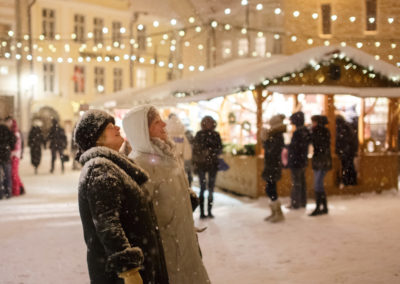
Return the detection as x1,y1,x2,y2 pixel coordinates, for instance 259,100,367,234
310,115,332,216
28,122,45,174
336,115,358,186
192,116,223,219
287,111,311,209
47,118,68,173
262,114,286,223
74,109,169,284
0,120,16,199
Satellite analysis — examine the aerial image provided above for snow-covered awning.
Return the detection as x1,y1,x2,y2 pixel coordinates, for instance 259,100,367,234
92,45,400,109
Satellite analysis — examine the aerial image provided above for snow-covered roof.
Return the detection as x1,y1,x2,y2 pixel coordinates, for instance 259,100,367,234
93,45,400,108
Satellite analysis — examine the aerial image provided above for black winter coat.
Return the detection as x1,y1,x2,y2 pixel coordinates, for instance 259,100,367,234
336,118,357,159
192,130,223,172
311,125,332,171
262,129,285,182
28,126,45,167
47,124,67,151
288,125,310,169
0,124,16,163
78,147,169,284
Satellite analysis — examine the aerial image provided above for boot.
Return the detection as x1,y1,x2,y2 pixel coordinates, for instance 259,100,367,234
207,200,214,218
269,200,284,223
309,192,324,216
199,197,207,219
264,202,276,221
320,192,328,214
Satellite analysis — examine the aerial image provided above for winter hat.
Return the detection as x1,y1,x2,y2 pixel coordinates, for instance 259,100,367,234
73,109,115,154
290,111,305,126
269,114,285,131
311,115,328,126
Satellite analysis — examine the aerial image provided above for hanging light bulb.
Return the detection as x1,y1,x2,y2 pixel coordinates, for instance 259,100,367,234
356,42,363,48
274,8,281,15
312,13,318,19
307,38,313,45
188,17,195,23
224,8,231,15
293,11,300,17
349,16,356,22
211,21,218,28
388,18,394,24
195,26,202,32
225,24,231,30
170,19,177,26
331,15,337,21
256,4,263,10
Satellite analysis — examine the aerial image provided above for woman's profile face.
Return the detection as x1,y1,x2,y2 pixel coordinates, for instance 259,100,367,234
149,113,167,141
96,123,124,151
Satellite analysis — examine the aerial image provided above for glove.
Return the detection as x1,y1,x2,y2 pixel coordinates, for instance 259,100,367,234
119,268,143,284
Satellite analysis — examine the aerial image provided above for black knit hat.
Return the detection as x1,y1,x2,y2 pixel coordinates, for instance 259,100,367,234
290,111,305,126
311,115,328,125
73,109,115,155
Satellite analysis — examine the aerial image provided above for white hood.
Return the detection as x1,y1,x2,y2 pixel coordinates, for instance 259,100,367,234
122,105,156,157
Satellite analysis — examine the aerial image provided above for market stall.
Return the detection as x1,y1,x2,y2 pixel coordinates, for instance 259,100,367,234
93,45,400,198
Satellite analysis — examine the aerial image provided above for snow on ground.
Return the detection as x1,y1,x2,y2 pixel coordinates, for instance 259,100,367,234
1,149,400,284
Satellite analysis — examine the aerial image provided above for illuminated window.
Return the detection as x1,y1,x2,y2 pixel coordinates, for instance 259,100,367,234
113,68,123,92
43,63,55,92
94,67,105,93
136,68,147,88
112,21,122,45
73,66,85,93
321,4,332,34
238,38,248,56
255,37,266,56
74,14,85,43
42,8,55,39
93,18,104,44
137,25,147,51
222,40,232,59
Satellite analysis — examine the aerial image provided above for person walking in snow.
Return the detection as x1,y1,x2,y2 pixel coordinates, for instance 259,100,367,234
165,113,193,187
28,121,45,174
192,116,223,219
74,109,169,284
309,115,332,216
5,117,25,196
287,111,311,209
123,105,210,284
0,119,16,199
47,118,67,173
262,114,286,223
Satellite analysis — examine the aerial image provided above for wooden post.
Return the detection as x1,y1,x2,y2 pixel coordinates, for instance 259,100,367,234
386,98,400,151
323,94,336,155
253,87,269,196
359,99,365,155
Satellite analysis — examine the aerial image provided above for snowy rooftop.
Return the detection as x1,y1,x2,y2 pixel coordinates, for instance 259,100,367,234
93,45,400,108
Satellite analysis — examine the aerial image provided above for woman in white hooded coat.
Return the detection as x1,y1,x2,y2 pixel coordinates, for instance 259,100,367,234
122,105,210,284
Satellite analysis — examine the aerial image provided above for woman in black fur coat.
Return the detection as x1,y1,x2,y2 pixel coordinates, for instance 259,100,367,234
74,109,169,284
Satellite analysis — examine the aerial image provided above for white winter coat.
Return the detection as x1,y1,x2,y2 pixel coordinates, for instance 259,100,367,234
122,105,210,284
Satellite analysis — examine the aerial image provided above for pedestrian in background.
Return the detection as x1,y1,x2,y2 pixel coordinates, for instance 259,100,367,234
287,111,311,209
28,120,45,174
5,117,25,196
192,116,223,219
0,119,16,199
309,115,332,216
262,114,286,223
123,105,210,284
47,118,67,173
74,109,169,284
336,115,358,187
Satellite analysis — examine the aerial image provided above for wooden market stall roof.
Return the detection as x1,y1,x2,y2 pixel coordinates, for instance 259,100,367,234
93,45,400,109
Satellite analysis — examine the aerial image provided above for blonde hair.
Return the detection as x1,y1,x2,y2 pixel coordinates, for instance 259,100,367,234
147,106,159,127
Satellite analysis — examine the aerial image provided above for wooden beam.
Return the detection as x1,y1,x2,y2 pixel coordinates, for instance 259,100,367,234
359,99,365,155
324,94,336,156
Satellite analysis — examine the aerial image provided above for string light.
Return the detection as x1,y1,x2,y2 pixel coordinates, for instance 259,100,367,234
170,19,177,26
224,8,231,15
153,21,159,27
274,8,281,15
331,15,338,21
256,4,263,11
349,16,356,22
312,13,318,19
388,18,394,24
188,17,195,23
293,11,300,18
